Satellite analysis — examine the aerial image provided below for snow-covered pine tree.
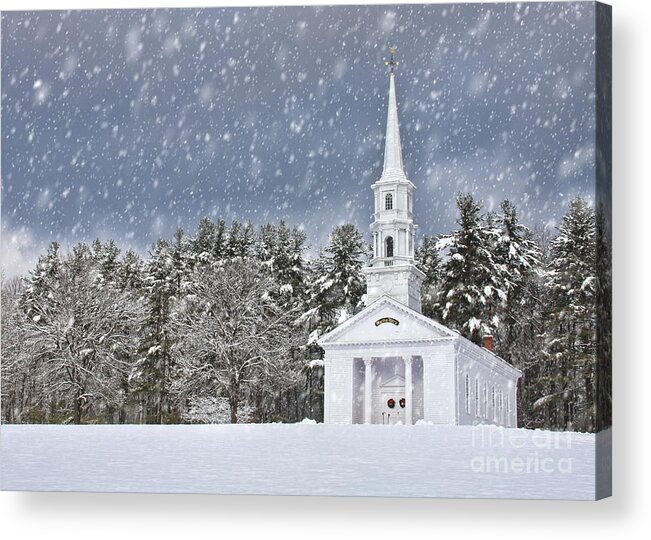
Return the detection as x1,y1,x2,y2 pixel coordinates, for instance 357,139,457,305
134,230,192,424
415,234,442,319
487,202,544,428
20,242,61,319
192,217,228,266
435,194,503,343
540,197,596,432
251,221,311,421
255,220,308,306
595,202,612,432
170,228,194,292
297,224,369,421
193,217,218,265
117,250,146,292
492,201,541,359
91,239,120,285
308,223,369,337
225,220,255,260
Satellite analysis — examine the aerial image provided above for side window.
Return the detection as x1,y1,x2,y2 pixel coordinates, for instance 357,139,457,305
385,193,393,210
506,394,511,426
464,373,470,414
475,377,480,417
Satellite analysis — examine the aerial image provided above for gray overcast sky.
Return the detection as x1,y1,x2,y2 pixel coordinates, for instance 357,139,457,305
1,3,596,276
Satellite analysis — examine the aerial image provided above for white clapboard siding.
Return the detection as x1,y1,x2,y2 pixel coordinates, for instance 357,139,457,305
422,343,457,424
324,356,353,424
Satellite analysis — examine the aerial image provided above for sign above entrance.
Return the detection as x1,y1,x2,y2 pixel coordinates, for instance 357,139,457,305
375,317,399,327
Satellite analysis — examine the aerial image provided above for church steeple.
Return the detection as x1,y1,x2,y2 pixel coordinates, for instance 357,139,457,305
382,49,405,176
362,48,425,312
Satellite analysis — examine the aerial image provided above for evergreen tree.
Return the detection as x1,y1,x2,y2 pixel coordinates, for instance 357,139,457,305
489,201,542,427
255,221,308,305
117,250,146,292
133,231,192,424
415,234,441,319
21,241,61,319
308,223,369,337
225,220,255,260
193,217,228,265
193,217,218,264
595,203,612,432
91,239,120,285
435,194,502,343
492,200,541,357
540,197,596,431
251,221,311,421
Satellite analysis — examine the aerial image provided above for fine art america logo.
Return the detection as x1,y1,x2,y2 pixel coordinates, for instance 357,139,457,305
375,317,399,327
470,426,574,475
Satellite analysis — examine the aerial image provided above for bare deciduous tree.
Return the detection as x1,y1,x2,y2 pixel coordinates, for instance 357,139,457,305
170,259,305,423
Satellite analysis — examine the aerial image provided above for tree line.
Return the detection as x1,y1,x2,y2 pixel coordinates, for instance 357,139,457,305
0,195,611,432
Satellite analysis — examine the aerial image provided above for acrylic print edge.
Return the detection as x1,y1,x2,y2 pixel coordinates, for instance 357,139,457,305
594,0,612,501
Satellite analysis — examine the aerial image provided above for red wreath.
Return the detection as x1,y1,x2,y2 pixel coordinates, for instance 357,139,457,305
387,398,396,409
399,398,406,408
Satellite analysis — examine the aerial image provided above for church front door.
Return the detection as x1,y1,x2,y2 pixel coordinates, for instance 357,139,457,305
379,390,406,425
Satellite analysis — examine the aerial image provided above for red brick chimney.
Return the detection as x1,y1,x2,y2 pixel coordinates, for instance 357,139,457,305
483,335,493,352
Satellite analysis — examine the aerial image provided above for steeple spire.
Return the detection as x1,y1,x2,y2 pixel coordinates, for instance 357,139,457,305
382,47,405,177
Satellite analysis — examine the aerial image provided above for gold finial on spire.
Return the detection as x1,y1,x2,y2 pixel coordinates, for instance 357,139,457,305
384,46,398,74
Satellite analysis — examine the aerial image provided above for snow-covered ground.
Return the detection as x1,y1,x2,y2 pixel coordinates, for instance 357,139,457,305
0,423,604,499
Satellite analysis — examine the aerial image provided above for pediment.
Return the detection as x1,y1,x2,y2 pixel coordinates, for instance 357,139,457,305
380,374,405,389
318,296,457,346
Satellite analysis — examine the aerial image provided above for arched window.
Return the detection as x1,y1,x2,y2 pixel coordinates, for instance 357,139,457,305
385,236,394,258
385,193,393,210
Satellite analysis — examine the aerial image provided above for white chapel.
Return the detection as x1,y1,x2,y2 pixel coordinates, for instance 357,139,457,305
319,51,521,427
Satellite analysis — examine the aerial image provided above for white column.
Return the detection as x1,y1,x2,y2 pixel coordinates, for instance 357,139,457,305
404,356,413,425
364,358,373,424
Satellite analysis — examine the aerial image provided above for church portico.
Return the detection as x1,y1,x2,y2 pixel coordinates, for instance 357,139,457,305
354,355,421,425
324,330,459,425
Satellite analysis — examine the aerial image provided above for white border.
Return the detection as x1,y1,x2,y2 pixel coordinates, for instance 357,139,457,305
1,0,648,539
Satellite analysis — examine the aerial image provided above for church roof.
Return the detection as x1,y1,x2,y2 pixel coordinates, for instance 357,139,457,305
318,295,521,378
